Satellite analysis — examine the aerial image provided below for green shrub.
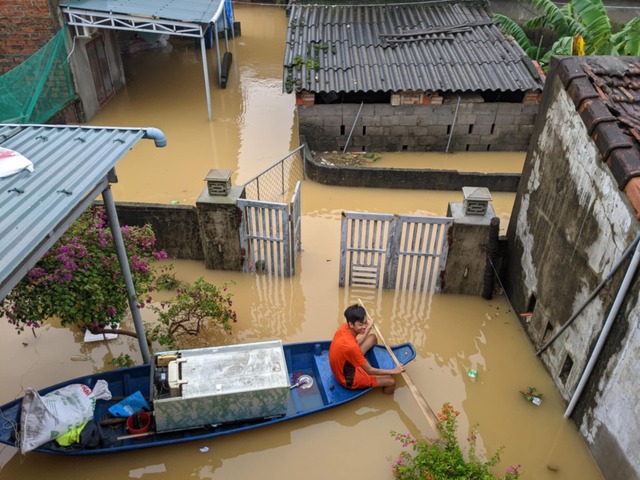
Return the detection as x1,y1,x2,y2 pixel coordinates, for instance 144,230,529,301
146,278,236,350
392,403,521,480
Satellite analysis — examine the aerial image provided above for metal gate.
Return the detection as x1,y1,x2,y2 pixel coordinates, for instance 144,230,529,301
339,211,453,291
238,181,301,277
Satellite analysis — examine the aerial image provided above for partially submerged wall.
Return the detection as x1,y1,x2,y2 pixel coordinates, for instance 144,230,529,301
112,202,204,260
302,139,520,192
299,100,538,153
505,57,640,479
305,155,520,192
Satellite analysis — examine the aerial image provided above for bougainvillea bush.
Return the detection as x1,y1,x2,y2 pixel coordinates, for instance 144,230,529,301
0,207,167,334
392,403,521,480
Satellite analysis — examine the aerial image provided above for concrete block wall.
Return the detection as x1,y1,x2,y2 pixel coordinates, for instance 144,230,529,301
506,71,640,479
299,101,538,153
111,202,204,261
109,188,245,272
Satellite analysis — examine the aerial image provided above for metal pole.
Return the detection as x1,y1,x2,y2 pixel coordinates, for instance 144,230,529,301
215,24,222,86
281,161,285,202
564,238,640,418
200,36,213,121
482,217,500,300
343,101,364,153
102,186,151,364
537,232,640,355
445,95,461,153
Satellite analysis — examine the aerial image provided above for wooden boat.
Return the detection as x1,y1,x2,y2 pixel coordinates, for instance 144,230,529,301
0,340,416,455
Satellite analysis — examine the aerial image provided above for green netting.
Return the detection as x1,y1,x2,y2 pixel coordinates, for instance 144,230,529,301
0,28,75,124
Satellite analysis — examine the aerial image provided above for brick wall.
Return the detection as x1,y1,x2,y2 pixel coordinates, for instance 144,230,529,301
0,0,58,73
298,101,539,153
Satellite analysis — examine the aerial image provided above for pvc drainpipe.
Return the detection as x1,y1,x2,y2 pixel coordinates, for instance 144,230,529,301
102,186,151,364
144,127,167,148
343,101,364,153
200,35,213,122
564,237,640,418
445,95,461,153
537,231,640,356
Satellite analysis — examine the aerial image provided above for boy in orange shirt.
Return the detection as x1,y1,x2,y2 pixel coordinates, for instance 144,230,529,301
329,304,405,394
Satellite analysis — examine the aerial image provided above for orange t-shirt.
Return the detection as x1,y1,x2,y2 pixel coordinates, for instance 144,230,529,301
329,323,377,389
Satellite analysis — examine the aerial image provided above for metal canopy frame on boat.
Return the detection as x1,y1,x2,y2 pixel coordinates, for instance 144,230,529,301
0,123,168,363
59,0,234,121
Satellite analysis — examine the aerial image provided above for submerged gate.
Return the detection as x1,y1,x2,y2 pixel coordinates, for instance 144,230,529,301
238,181,301,277
339,211,453,291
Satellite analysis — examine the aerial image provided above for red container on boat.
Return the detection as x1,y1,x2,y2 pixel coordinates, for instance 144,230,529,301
126,412,151,435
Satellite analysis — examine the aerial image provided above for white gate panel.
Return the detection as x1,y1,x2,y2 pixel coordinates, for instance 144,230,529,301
238,181,301,278
340,211,452,292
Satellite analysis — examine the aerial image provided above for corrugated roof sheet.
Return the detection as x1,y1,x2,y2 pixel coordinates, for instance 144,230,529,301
0,124,166,300
283,1,544,94
60,0,225,24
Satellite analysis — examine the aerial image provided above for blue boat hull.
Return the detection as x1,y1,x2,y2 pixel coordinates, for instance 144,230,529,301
0,340,415,455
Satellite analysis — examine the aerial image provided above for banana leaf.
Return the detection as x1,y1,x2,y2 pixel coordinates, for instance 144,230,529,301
493,14,541,59
521,0,583,38
571,0,612,54
611,18,640,56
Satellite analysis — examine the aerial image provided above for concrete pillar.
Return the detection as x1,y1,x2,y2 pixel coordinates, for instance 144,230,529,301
196,185,244,270
442,202,496,296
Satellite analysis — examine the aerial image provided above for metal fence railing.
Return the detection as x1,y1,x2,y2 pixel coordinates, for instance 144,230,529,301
243,145,305,202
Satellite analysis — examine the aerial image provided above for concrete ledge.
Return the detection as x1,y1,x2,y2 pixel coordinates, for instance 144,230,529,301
304,154,520,192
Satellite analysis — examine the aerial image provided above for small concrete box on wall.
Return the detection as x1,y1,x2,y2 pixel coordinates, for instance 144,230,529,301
462,186,492,216
204,169,233,196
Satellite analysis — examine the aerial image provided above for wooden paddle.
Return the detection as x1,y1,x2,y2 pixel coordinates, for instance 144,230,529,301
358,299,440,435
116,431,155,441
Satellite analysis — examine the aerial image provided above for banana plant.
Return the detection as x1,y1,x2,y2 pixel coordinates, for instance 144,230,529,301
494,0,640,71
611,17,640,56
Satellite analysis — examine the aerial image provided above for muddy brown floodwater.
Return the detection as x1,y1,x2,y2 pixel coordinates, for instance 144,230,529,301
0,4,603,480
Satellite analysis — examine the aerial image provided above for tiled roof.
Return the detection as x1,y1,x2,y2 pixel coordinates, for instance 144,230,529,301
283,1,544,95
556,56,640,218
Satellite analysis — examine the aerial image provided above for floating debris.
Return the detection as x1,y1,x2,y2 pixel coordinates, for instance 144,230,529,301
71,354,91,362
520,386,543,405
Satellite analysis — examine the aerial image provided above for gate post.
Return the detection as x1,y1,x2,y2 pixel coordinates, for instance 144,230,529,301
196,185,245,270
441,201,496,296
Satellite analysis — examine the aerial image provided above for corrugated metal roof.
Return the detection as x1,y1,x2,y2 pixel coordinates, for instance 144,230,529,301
0,124,166,300
283,1,544,94
60,0,225,24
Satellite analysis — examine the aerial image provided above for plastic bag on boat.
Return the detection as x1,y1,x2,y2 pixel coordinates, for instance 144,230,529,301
108,391,150,418
20,379,111,453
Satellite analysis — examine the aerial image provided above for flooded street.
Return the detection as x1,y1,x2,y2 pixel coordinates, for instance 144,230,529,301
0,4,603,479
